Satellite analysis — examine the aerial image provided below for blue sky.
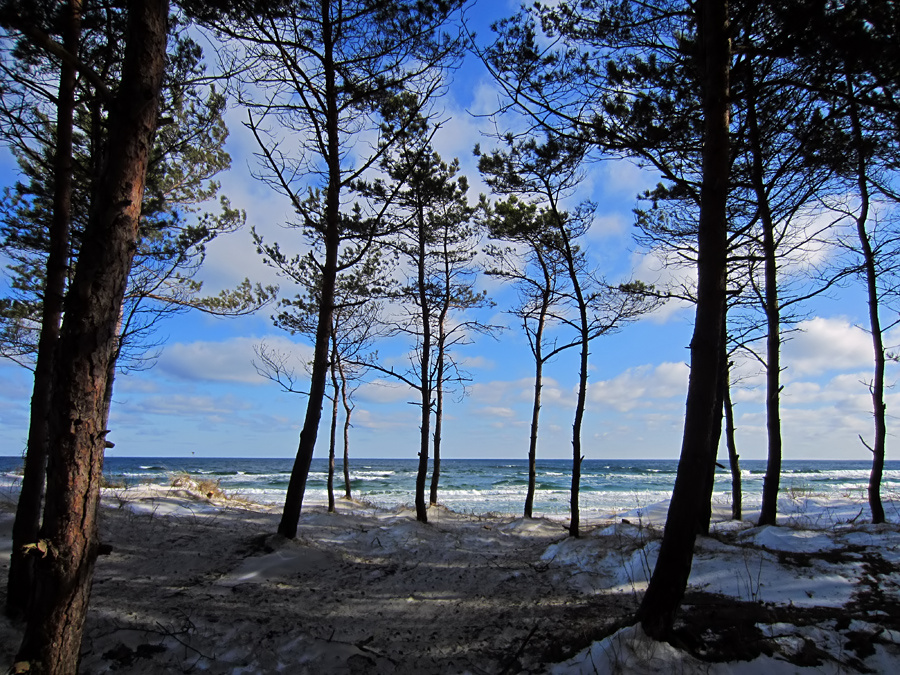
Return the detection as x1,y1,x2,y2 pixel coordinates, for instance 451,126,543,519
0,1,894,462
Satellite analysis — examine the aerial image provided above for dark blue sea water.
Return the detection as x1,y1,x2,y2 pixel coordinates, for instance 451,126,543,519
1,456,896,517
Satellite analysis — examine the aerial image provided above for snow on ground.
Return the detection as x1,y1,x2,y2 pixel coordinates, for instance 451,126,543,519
0,484,897,673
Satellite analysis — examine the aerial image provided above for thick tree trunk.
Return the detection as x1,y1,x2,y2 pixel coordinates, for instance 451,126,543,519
845,72,886,524
14,1,167,670
7,0,82,620
724,362,742,520
278,3,339,538
637,0,730,640
748,62,783,527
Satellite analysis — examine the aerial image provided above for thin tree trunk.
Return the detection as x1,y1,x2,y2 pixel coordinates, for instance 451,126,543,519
697,315,727,535
845,72,886,524
637,0,730,640
561,236,589,539
15,2,167,670
724,362,742,520
430,226,454,507
747,59,783,527
524,349,544,519
415,190,432,523
7,0,81,620
569,326,588,539
525,281,551,519
430,346,443,506
278,2,339,538
327,337,339,513
338,359,352,500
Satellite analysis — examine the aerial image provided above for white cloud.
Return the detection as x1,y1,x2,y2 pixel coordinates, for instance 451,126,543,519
588,212,628,239
471,376,569,408
630,251,695,324
356,378,415,405
587,361,689,412
138,393,255,417
782,317,873,377
601,158,658,198
457,354,495,371
350,407,419,431
477,406,517,419
156,335,311,385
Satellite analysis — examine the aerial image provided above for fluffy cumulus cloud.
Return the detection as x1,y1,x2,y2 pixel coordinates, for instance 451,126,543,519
471,377,569,408
587,361,689,412
156,335,311,385
782,317,873,377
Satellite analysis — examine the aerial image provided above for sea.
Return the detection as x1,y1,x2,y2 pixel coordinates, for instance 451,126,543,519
1,456,897,518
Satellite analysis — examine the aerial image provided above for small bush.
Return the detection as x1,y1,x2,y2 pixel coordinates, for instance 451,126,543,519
170,472,227,500
784,483,814,500
101,475,129,489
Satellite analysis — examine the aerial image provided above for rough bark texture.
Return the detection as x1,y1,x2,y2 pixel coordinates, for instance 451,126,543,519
637,0,730,640
278,1,339,538
7,0,81,619
14,1,168,670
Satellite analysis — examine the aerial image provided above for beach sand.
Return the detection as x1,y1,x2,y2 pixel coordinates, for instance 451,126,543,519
0,482,898,673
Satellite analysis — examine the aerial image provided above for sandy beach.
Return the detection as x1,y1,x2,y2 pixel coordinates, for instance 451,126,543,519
1,481,898,673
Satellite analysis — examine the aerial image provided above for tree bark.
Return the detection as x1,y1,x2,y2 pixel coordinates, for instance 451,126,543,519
525,264,552,519
747,59,783,527
429,350,443,506
7,0,82,620
327,336,339,513
697,313,728,535
637,0,730,640
278,1,339,538
415,192,432,523
14,1,168,670
845,72,886,524
429,309,446,506
524,336,545,519
724,364,742,521
569,322,587,539
338,358,353,500
562,234,588,539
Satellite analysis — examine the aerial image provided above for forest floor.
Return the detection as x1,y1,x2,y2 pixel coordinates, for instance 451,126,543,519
0,483,898,673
